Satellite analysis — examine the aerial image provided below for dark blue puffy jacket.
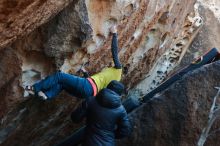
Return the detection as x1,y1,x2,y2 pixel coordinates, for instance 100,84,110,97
72,88,132,146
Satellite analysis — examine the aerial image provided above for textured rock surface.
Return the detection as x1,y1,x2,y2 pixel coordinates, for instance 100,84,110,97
1,0,220,146
0,0,74,49
117,61,220,146
178,1,220,68
0,48,22,118
1,0,198,113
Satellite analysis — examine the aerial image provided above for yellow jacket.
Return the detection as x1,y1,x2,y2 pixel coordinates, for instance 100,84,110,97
91,67,122,92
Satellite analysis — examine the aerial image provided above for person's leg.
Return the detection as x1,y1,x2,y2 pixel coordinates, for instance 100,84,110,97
60,74,93,99
34,72,93,99
33,72,63,94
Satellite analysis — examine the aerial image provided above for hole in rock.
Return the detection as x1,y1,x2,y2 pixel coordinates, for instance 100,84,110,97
158,11,169,24
150,28,157,32
95,33,105,47
124,4,134,16
123,64,130,74
176,43,183,47
172,18,176,26
161,32,169,43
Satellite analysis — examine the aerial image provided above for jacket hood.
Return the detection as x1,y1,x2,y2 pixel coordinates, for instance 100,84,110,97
107,80,125,96
96,88,121,109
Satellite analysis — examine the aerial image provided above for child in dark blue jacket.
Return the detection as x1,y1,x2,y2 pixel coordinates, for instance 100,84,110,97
71,80,132,146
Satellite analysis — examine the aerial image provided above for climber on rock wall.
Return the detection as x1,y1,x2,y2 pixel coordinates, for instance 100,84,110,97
25,25,122,100
65,80,132,146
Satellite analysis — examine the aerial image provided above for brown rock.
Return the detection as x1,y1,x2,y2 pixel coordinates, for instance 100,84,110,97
4,0,220,146
0,0,74,49
0,48,22,118
117,61,220,146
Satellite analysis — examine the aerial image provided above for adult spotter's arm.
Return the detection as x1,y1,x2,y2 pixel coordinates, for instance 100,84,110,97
115,107,132,139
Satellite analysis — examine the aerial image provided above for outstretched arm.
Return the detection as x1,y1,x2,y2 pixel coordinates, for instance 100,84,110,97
110,26,122,69
115,107,132,139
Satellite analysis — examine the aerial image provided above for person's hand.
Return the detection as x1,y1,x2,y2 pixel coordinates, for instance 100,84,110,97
110,25,117,34
81,66,87,73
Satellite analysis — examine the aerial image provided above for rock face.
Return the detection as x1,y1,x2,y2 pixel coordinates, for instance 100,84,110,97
178,0,220,68
0,0,200,116
117,61,220,146
0,0,74,49
1,0,220,146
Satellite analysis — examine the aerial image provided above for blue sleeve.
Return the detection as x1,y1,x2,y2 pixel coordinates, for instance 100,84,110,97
115,107,132,139
111,33,122,69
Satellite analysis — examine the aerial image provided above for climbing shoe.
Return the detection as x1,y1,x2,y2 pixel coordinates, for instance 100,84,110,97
38,91,48,100
25,85,35,96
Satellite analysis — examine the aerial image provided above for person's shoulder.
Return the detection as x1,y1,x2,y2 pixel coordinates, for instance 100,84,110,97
96,88,122,109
